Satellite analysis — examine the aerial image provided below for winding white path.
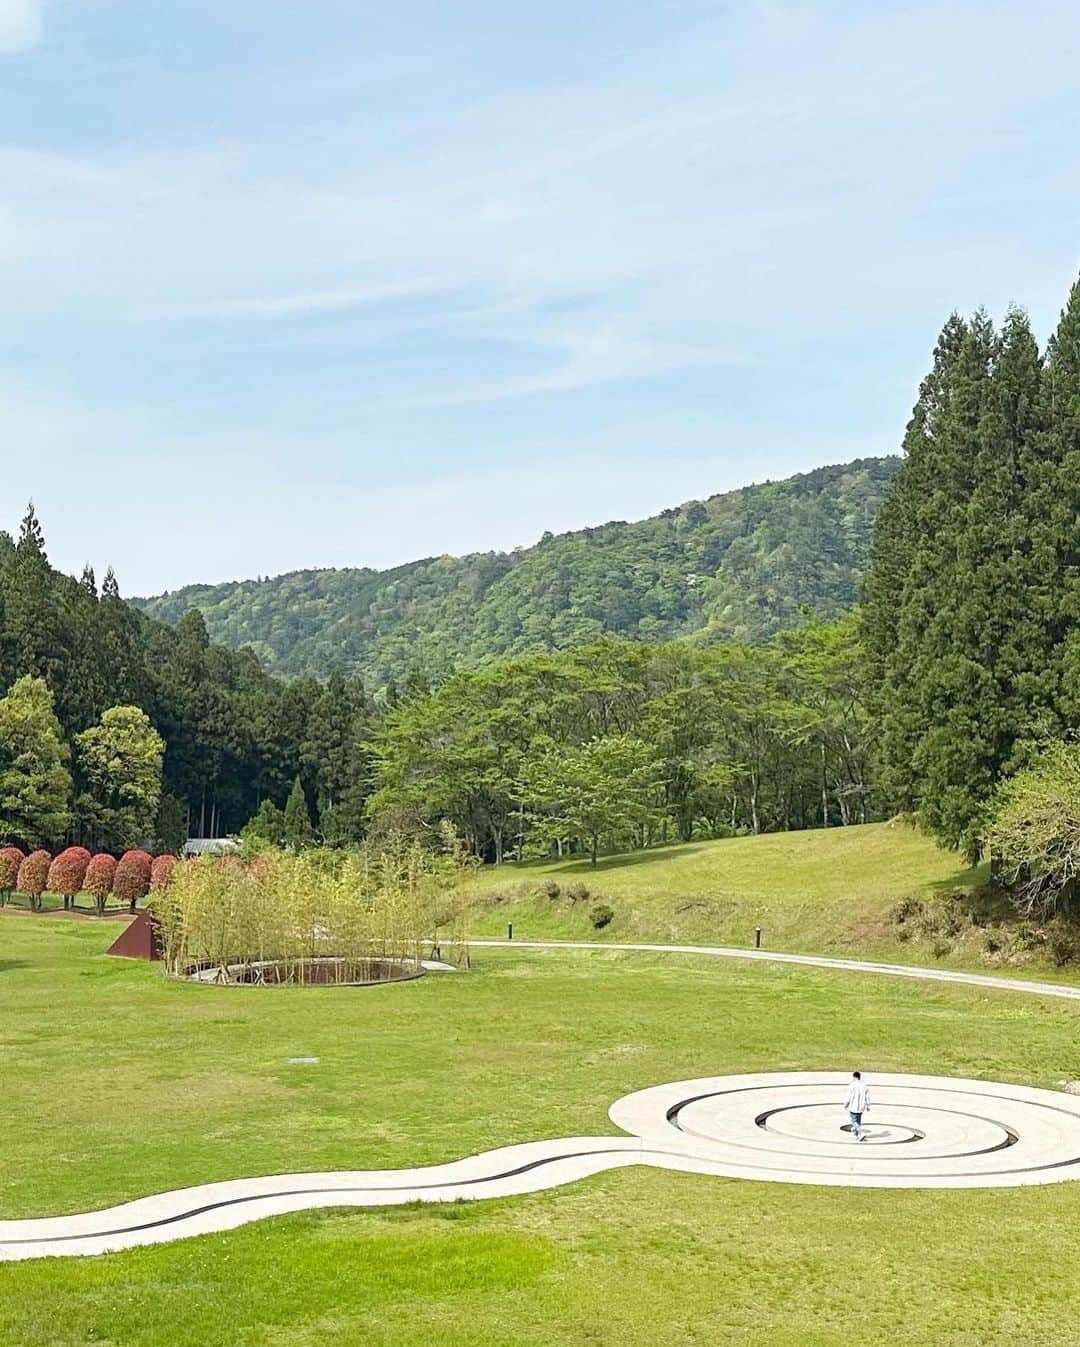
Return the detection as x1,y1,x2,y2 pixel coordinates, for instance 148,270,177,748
470,937,1080,1000
5,1071,1080,1260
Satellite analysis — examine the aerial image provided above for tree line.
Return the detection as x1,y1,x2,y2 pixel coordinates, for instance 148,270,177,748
366,621,874,863
861,271,1080,911
0,506,371,850
0,844,174,915
0,501,883,865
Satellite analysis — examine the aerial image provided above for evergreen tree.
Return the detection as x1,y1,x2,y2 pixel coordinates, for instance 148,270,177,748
5,504,82,725
282,776,313,850
300,672,372,842
862,279,1080,857
154,793,188,854
982,306,1054,766
0,675,72,847
18,503,46,559
862,310,1035,853
242,798,286,849
0,504,334,841
906,311,1000,852
1039,278,1080,728
97,567,149,711
863,315,968,816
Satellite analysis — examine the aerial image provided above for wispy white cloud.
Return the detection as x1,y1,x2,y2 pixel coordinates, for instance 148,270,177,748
144,276,452,321
4,2,1075,338
0,0,43,52
431,325,735,404
3,0,1080,589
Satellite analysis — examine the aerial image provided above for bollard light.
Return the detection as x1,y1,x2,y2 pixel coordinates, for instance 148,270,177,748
755,927,762,949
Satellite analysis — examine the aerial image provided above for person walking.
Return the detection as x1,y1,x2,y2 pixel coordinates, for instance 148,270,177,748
845,1071,870,1141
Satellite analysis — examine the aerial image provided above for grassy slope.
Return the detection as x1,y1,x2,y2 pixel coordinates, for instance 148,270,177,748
468,821,995,964
2,916,1080,1345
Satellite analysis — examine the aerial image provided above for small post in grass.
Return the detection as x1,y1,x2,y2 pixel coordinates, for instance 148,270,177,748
507,921,513,941
755,926,762,949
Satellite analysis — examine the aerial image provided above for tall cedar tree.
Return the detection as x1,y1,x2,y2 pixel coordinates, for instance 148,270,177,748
282,776,314,850
1041,280,1080,726
867,312,1034,854
864,281,1080,857
862,314,968,816
907,312,998,852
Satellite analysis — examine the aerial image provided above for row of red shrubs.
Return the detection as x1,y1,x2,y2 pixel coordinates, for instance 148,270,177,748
0,846,176,913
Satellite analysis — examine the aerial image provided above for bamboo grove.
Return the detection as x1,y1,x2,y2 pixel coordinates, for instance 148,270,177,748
150,828,475,984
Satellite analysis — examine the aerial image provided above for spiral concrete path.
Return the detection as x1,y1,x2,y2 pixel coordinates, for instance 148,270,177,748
6,1071,1080,1260
4,942,1080,1261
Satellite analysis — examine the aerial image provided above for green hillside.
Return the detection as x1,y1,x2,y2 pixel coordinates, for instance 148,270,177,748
132,456,898,685
467,821,1021,968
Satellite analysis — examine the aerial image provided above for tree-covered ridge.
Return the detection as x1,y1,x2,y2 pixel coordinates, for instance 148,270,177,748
132,456,898,686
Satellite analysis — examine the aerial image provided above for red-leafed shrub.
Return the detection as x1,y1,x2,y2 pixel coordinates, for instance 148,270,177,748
113,849,153,912
48,846,92,910
84,853,118,915
17,850,52,912
149,854,176,893
0,846,25,905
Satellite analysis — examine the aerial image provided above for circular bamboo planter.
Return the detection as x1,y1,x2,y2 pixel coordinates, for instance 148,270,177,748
178,955,423,986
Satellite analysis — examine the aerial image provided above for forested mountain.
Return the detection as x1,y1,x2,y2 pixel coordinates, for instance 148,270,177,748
0,499,874,860
133,457,898,686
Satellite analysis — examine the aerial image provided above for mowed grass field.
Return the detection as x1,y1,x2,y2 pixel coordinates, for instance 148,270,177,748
3,913,1080,1345
468,821,996,962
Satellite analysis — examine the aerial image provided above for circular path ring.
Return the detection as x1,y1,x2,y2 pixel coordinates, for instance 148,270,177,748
611,1072,1080,1188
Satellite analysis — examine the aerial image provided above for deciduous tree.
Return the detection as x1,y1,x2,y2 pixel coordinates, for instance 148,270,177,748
0,845,24,905
149,853,176,893
112,849,152,914
524,735,663,864
84,852,117,913
75,704,165,851
985,741,1080,918
48,846,91,911
17,849,51,912
0,676,72,848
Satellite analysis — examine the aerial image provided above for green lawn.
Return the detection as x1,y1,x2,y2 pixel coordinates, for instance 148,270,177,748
468,821,1005,964
3,913,1080,1345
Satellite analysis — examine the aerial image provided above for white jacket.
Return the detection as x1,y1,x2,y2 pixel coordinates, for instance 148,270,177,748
845,1079,870,1113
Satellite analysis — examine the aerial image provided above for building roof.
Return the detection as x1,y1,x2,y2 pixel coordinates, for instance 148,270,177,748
183,837,239,856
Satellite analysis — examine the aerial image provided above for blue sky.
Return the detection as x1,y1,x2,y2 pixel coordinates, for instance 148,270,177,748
2,1,1079,593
